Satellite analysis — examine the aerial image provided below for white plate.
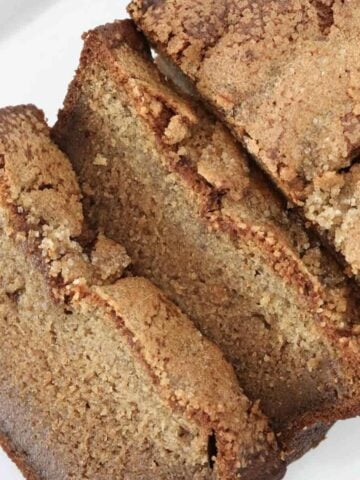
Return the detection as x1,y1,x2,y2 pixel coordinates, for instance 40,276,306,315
0,1,359,478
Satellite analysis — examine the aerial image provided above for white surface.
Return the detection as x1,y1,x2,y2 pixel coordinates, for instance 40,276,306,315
0,1,359,478
0,0,127,124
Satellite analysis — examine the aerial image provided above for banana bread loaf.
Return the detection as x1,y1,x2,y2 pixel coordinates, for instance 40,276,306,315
0,105,284,480
53,20,360,462
128,0,360,282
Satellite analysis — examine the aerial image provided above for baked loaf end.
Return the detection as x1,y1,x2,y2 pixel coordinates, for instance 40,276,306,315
53,20,360,462
128,0,360,281
0,105,284,480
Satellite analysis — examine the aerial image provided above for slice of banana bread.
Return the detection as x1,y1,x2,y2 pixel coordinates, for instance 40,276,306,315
0,105,284,480
53,20,360,461
128,0,360,282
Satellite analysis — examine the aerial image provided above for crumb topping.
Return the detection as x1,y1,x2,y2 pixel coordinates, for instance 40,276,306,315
0,106,130,288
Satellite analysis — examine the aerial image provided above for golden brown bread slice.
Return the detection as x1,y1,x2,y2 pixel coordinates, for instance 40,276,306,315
53,20,360,462
0,105,284,480
128,0,360,281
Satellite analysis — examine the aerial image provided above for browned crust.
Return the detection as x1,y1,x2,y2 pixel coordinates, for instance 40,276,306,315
0,432,40,480
0,104,45,127
276,415,329,463
82,18,152,56
0,104,84,291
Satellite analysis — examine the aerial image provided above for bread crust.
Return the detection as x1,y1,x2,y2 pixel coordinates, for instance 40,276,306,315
128,0,360,282
0,432,40,480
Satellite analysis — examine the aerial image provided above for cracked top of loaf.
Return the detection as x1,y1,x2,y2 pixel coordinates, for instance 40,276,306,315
128,0,360,279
